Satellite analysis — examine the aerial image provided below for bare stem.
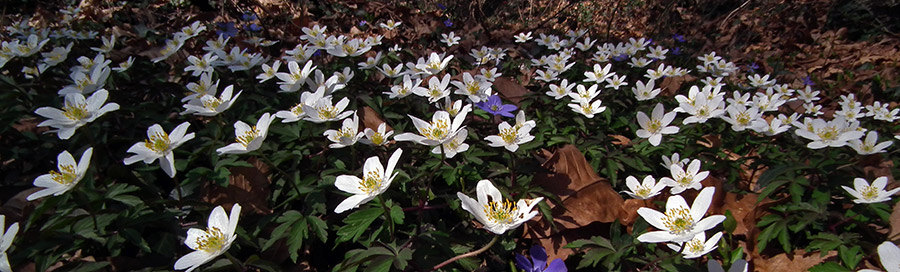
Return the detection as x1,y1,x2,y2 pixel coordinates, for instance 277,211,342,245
432,235,500,271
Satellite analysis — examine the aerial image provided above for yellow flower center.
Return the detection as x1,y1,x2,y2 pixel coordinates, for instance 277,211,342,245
202,97,223,110
736,112,751,126
63,102,90,121
483,199,518,224
370,132,385,145
195,227,227,252
686,238,705,254
499,127,517,144
290,103,304,116
316,105,339,120
817,127,839,141
50,164,78,185
646,119,662,133
144,131,171,153
860,185,879,201
236,126,259,147
358,170,382,194
423,120,449,140
662,207,695,235
634,185,652,198
675,173,694,187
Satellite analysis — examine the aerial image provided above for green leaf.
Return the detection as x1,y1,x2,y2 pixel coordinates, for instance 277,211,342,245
364,256,393,272
389,204,405,225
808,262,850,272
336,208,383,244
723,210,737,234
308,215,328,243
288,217,309,262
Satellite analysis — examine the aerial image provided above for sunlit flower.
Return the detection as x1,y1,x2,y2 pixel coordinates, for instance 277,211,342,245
379,20,402,30
441,32,461,47
568,84,600,103
623,175,666,200
661,153,690,169
174,204,241,272
416,52,453,75
605,74,628,90
384,75,421,99
636,103,679,146
485,121,534,152
847,130,894,155
378,63,405,78
568,100,606,119
794,117,864,149
721,104,764,132
660,159,709,194
35,89,119,140
633,80,661,101
637,186,725,243
216,113,276,155
514,32,533,43
394,110,467,146
434,129,470,158
415,74,452,103
584,63,614,83
181,85,242,116
842,177,899,204
324,113,364,149
457,179,544,235
0,215,19,272
534,69,558,82
360,123,393,146
275,90,323,123
301,96,354,123
547,79,575,100
124,122,195,178
358,52,383,70
59,65,111,95
452,72,492,103
27,148,93,201
666,232,722,259
275,60,316,93
334,149,403,213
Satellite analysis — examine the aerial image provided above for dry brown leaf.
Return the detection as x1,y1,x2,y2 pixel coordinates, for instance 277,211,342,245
493,77,531,105
522,145,626,261
608,134,631,146
753,250,837,272
202,157,273,215
358,106,392,132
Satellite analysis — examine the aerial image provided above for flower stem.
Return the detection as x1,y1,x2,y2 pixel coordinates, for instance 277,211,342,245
432,235,500,271
259,152,304,200
223,251,244,272
378,194,395,241
508,149,517,188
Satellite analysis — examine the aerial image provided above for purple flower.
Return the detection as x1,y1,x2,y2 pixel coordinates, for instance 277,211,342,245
515,245,567,272
444,19,453,28
359,20,367,26
673,34,685,43
747,62,759,72
247,23,262,32
437,3,447,10
612,54,628,62
803,76,815,86
312,50,323,57
241,12,258,22
672,47,682,55
216,22,238,38
476,95,517,117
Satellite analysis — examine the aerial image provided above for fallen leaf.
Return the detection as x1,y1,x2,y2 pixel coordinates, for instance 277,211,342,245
493,77,531,105
522,145,626,261
202,157,273,215
608,134,631,146
753,249,837,272
358,106,393,132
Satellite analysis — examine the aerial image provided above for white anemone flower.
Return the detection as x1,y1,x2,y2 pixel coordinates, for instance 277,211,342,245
0,215,19,272
360,123,393,146
584,63,614,83
623,175,666,200
514,32,533,43
633,80,661,101
174,204,241,272
842,177,899,204
216,113,276,155
547,79,575,100
324,113,364,149
275,60,316,93
394,110,467,146
256,60,281,83
637,186,725,243
384,75,421,99
660,159,709,194
27,148,93,201
434,129,470,158
334,149,403,213
301,96,353,123
379,20,402,30
414,74,451,103
661,153,690,169
860,242,900,272
181,85,242,116
124,122,195,178
849,131,892,155
484,121,534,152
636,103,679,146
441,32,461,47
457,179,544,235
666,232,723,259
416,52,453,75
35,89,119,140
568,100,606,118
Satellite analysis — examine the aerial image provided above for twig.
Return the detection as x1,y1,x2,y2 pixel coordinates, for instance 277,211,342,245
432,235,499,271
718,0,752,30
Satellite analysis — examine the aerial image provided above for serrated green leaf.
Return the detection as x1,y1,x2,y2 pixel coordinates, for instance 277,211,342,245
336,208,383,244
